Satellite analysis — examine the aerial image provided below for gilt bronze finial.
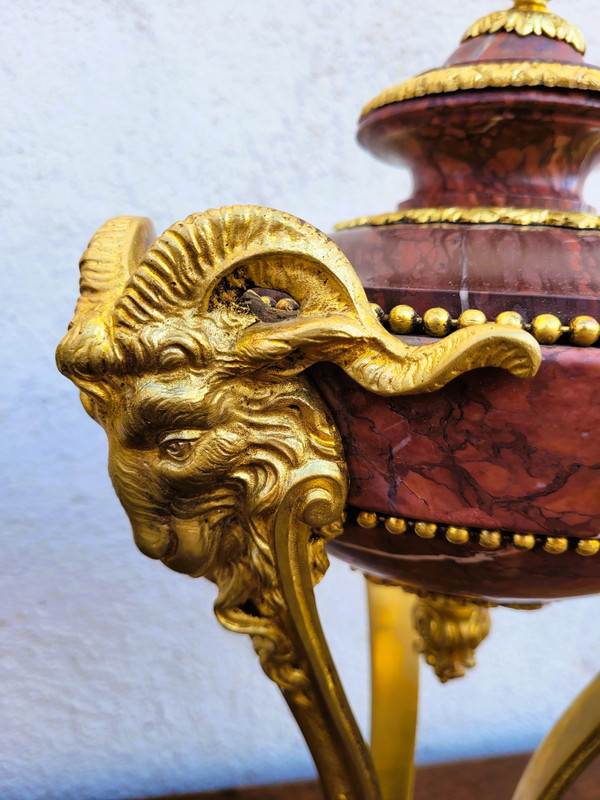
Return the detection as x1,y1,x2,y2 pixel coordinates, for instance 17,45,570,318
513,0,549,9
514,0,549,10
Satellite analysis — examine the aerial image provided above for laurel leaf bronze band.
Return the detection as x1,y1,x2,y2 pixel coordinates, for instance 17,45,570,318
360,62,600,119
334,207,600,233
352,509,600,557
462,8,585,56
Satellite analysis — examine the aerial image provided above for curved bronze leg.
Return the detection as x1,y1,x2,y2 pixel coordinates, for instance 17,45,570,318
268,474,381,800
210,467,381,800
367,579,420,800
513,672,600,800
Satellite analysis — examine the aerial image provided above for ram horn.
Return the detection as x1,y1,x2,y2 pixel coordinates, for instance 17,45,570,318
60,205,541,395
110,205,367,330
111,204,539,391
56,216,155,391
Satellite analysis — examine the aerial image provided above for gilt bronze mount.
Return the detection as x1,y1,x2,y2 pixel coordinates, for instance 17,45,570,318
58,1,600,799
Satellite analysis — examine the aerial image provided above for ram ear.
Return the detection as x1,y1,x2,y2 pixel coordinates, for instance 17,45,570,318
236,313,541,394
56,206,541,398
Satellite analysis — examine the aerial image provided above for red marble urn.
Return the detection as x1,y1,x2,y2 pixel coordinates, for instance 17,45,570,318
314,0,600,604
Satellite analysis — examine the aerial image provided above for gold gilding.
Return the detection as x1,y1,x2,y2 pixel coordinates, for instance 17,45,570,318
479,530,503,549
496,311,525,329
367,581,419,800
569,316,600,346
389,304,418,335
384,517,407,535
335,206,600,232
358,511,379,529
57,206,544,800
513,533,536,550
414,521,437,539
531,314,563,344
360,62,600,118
462,1,585,56
383,303,600,348
357,509,599,557
513,672,600,800
422,308,452,338
446,526,470,545
458,309,487,328
577,540,600,557
544,536,570,554
413,592,491,683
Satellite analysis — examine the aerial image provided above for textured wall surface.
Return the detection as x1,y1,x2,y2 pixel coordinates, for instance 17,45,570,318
2,1,600,799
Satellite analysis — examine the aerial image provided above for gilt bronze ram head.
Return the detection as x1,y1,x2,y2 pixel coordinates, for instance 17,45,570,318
57,205,540,800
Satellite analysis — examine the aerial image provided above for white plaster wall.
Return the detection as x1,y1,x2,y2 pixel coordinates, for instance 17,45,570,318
2,1,600,798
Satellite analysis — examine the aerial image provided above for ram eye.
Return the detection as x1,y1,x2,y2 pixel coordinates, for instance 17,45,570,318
158,432,200,462
163,440,192,460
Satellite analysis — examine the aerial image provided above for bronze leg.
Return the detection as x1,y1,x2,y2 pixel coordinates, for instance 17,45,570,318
367,579,420,800
265,475,382,800
513,671,600,800
206,467,383,800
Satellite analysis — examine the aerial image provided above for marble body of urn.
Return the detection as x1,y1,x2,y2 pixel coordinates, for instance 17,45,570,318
316,1,600,603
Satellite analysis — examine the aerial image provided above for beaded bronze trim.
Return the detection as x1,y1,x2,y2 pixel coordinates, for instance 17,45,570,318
253,292,600,348
366,304,600,348
354,509,600,557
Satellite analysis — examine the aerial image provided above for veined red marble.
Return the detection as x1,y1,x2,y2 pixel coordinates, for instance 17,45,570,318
332,224,600,321
322,28,600,600
312,343,600,539
358,91,600,213
328,522,600,604
446,31,586,66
